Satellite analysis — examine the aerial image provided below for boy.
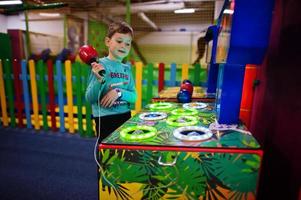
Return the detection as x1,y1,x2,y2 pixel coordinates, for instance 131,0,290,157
85,21,137,141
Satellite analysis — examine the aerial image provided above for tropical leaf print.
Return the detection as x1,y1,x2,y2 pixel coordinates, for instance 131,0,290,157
220,132,260,148
204,183,229,200
197,152,260,199
100,168,133,200
136,151,162,175
100,149,133,199
203,153,259,193
138,151,171,199
162,153,207,199
140,182,169,200
99,149,260,199
109,158,148,183
146,131,170,144
228,190,256,200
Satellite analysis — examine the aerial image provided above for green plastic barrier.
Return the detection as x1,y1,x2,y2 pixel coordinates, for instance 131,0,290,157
74,62,84,136
3,59,16,127
194,63,201,86
37,60,48,130
146,63,154,103
82,66,93,137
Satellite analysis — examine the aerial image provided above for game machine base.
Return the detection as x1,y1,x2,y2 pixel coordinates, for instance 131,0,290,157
98,102,262,200
152,86,215,103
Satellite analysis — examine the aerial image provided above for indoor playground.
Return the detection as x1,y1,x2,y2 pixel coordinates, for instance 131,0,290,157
0,0,300,200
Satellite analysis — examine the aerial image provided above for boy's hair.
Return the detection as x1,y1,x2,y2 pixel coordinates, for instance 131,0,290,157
107,21,134,38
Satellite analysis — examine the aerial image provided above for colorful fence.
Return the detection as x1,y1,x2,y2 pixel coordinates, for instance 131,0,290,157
0,58,207,137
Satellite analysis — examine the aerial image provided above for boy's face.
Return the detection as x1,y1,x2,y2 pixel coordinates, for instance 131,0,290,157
105,32,132,62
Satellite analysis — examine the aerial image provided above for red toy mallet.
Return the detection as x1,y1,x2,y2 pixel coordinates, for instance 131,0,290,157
78,45,105,76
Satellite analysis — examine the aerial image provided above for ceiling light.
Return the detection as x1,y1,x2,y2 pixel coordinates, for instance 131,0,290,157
39,13,61,17
174,8,195,14
223,9,234,15
0,0,22,5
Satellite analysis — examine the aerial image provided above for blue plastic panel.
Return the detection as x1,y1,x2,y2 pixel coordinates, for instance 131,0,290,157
207,63,219,94
227,0,274,65
216,0,274,124
216,63,245,124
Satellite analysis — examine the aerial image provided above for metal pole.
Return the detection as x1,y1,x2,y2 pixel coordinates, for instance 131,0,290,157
24,9,31,58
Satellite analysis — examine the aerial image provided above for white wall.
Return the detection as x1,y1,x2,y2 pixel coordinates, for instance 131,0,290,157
159,23,212,33
1,12,92,56
135,31,208,65
0,14,7,33
136,31,194,45
1,11,211,64
7,13,64,37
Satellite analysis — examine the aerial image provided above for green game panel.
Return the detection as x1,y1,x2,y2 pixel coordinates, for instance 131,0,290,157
99,102,262,200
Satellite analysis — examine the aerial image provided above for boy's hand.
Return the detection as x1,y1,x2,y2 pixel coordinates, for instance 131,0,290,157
100,89,119,108
91,62,105,83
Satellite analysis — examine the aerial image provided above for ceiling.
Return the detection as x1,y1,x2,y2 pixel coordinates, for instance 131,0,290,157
1,0,220,32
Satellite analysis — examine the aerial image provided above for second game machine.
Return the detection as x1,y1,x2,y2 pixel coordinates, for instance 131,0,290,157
153,23,220,104
152,85,215,103
98,0,274,199
152,19,224,104
152,2,226,104
153,29,218,103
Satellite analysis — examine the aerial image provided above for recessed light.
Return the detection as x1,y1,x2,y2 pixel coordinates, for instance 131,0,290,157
174,8,195,14
39,13,61,17
0,0,23,5
223,9,234,15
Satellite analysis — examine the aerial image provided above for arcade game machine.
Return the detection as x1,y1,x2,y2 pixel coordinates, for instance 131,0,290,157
98,0,274,199
98,101,262,199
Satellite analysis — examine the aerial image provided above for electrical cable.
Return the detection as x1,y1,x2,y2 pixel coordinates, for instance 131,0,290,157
94,82,102,169
93,82,116,189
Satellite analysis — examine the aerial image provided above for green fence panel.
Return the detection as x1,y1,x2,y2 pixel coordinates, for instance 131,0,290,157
3,59,16,127
82,66,93,137
194,63,201,85
74,62,84,136
37,60,48,130
146,63,154,103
